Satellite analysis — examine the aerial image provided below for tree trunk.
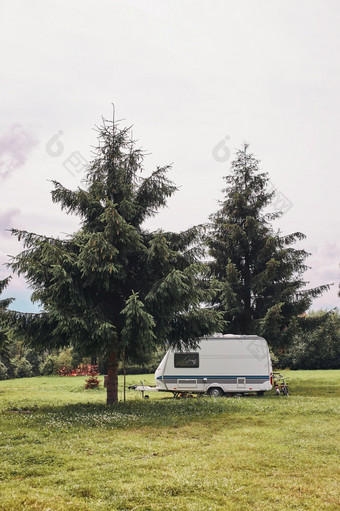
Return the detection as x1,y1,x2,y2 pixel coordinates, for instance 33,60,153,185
243,251,252,333
106,348,119,405
123,349,126,404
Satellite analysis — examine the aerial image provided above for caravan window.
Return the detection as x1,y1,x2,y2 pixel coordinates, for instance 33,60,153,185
174,353,199,368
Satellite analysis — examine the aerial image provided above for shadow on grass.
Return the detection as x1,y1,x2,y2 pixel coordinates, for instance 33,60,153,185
2,394,276,433
3,384,338,434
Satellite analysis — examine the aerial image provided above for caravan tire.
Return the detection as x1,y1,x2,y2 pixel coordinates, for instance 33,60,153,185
208,387,224,398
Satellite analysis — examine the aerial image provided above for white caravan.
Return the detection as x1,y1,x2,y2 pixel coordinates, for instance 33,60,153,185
154,334,273,396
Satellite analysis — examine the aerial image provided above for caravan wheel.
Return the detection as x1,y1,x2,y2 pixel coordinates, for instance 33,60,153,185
208,387,224,398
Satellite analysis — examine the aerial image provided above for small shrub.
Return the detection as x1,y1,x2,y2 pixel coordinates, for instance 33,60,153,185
85,365,100,389
40,354,59,375
12,357,33,378
85,375,100,389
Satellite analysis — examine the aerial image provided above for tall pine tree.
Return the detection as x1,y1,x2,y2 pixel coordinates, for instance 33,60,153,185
207,143,329,349
8,117,223,403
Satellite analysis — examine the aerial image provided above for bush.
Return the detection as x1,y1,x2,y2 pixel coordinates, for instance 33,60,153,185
57,348,74,372
0,361,8,380
268,347,279,369
26,349,42,376
85,375,100,388
279,311,340,369
12,357,33,378
58,364,98,376
40,348,75,375
84,366,100,389
40,354,59,375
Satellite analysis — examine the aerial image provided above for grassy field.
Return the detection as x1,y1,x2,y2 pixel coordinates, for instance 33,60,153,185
0,371,339,510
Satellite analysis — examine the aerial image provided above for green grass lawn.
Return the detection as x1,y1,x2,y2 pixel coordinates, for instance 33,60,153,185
0,370,339,510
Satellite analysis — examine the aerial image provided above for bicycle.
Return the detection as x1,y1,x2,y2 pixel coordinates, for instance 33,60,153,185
273,372,289,396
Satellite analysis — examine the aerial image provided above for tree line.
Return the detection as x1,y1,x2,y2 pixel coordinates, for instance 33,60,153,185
0,114,337,403
1,309,339,383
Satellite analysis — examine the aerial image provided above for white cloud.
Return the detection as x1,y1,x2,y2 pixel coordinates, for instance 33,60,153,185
0,208,21,237
0,124,38,180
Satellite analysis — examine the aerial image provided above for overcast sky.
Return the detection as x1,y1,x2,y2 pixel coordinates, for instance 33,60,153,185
1,0,339,312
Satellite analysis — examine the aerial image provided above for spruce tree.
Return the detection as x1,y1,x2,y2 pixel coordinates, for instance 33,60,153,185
207,143,329,349
8,117,223,404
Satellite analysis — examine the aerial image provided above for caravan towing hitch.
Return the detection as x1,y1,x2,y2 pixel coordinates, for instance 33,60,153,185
128,380,159,399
